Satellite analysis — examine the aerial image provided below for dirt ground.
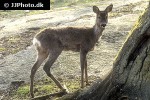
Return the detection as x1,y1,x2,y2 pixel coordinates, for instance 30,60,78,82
0,0,149,97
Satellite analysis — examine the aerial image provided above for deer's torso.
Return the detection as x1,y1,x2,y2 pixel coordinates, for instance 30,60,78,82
35,26,103,52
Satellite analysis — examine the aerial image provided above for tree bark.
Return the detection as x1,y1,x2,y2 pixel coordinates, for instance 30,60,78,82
58,1,150,100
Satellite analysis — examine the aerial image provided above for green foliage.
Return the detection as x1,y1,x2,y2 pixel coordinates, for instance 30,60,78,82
10,85,30,99
9,78,80,99
0,47,6,51
16,86,29,96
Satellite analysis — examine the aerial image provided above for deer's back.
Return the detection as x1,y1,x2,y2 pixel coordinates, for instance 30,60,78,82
35,27,95,52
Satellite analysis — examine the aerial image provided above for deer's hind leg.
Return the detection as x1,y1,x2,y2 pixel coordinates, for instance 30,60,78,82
43,46,67,93
30,48,49,98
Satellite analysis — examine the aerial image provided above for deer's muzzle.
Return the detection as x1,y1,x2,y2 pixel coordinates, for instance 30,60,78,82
101,24,106,28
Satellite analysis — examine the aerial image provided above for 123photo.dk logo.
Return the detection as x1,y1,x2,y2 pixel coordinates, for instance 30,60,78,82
11,2,43,8
0,0,50,10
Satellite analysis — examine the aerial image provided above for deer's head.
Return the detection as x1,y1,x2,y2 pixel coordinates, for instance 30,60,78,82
93,4,113,28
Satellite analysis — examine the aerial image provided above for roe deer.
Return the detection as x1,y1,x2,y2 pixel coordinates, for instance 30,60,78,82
30,4,113,98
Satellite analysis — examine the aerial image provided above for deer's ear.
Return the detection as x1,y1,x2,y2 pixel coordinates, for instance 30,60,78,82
105,4,113,12
93,6,100,14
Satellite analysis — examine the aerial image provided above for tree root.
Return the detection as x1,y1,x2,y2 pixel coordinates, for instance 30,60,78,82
31,91,67,100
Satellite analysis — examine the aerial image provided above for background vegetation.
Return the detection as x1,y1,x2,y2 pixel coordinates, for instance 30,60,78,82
0,0,100,21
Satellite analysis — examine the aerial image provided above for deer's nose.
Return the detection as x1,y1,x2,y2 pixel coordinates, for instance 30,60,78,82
101,24,106,28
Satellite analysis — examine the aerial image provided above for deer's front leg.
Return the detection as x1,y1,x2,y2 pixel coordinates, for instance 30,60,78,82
80,49,87,88
85,58,89,86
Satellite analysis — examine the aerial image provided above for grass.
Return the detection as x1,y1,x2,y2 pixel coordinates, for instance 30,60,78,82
0,29,37,57
8,78,80,100
15,86,29,97
0,10,49,21
0,47,6,51
7,75,99,99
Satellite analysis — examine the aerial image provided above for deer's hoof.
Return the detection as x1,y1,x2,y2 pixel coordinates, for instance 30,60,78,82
30,93,34,99
81,86,84,88
60,89,68,95
63,84,69,93
86,83,90,86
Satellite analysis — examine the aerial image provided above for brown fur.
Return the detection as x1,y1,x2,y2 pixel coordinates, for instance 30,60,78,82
35,27,96,52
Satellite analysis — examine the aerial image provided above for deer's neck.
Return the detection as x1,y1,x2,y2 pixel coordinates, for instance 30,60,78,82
93,25,104,42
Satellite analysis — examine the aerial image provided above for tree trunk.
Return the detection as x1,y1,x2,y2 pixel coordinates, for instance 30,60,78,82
58,1,150,100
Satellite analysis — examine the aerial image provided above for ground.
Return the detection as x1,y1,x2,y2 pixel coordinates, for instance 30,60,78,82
0,0,149,99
